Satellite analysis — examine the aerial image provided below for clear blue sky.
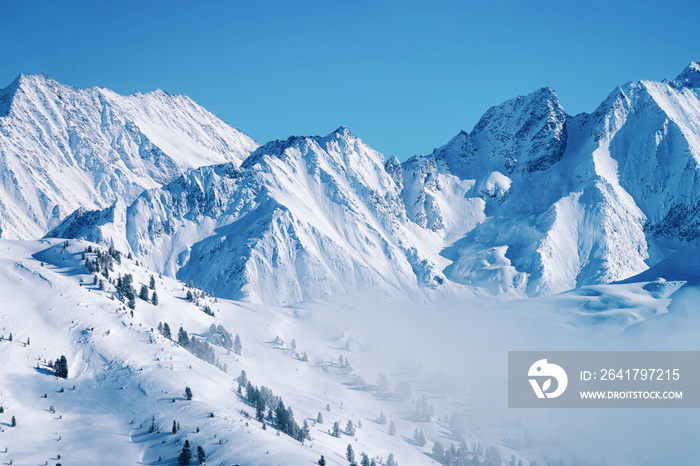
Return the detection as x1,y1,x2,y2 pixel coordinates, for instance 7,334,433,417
1,0,698,160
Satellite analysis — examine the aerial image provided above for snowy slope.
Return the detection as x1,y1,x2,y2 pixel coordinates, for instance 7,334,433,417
0,239,519,466
0,74,258,240
2,239,698,465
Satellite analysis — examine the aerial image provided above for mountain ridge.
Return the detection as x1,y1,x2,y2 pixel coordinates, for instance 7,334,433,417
36,62,700,303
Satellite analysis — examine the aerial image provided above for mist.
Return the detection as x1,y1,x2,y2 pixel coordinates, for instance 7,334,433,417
303,284,700,465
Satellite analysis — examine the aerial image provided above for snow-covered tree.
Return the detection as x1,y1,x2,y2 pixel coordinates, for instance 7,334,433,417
316,412,323,424
178,327,189,346
388,420,396,436
360,453,370,466
149,275,156,290
332,421,341,437
377,411,387,425
233,334,242,355
413,428,426,446
139,285,149,301
178,440,192,465
386,453,397,466
317,456,326,466
196,445,206,464
184,386,193,400
151,291,159,306
346,444,355,463
346,419,356,436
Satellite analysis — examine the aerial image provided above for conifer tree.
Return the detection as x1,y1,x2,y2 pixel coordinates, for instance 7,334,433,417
152,291,159,306
139,285,149,301
317,456,326,466
55,355,68,379
178,327,189,346
196,445,206,464
360,453,371,466
388,420,396,436
233,334,242,355
346,419,356,436
346,444,355,463
178,440,192,465
150,275,156,290
185,386,193,400
11,415,16,427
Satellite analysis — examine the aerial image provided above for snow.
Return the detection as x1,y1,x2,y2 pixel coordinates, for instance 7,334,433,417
2,239,700,464
0,75,258,240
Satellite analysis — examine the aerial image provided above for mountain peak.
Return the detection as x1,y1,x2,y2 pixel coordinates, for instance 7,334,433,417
1,74,55,115
329,125,354,138
674,61,700,88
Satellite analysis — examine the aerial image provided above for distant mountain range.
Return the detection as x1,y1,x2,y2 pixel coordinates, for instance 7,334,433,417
4,63,700,304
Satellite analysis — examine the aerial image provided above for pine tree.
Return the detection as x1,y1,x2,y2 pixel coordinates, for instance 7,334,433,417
150,275,156,290
196,445,206,464
185,386,193,400
317,455,326,466
163,322,172,339
10,415,16,427
346,419,356,436
388,420,396,436
178,327,189,346
377,411,387,425
302,419,310,439
186,290,193,302
152,291,159,306
178,440,192,465
360,453,371,466
413,428,426,447
55,355,68,379
172,420,178,434
233,334,242,355
316,412,323,424
332,421,341,437
386,453,397,466
139,285,149,301
346,444,355,463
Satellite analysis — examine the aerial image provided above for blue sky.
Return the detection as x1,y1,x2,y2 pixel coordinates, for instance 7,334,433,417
1,0,698,160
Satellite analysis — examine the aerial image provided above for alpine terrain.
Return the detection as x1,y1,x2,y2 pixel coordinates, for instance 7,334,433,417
2,63,700,465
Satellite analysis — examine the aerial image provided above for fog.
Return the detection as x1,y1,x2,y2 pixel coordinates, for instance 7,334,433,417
313,285,700,465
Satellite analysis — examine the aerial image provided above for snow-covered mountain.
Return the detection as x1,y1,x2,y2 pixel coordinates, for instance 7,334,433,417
404,61,700,295
48,62,700,304
0,74,258,240
51,128,452,305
